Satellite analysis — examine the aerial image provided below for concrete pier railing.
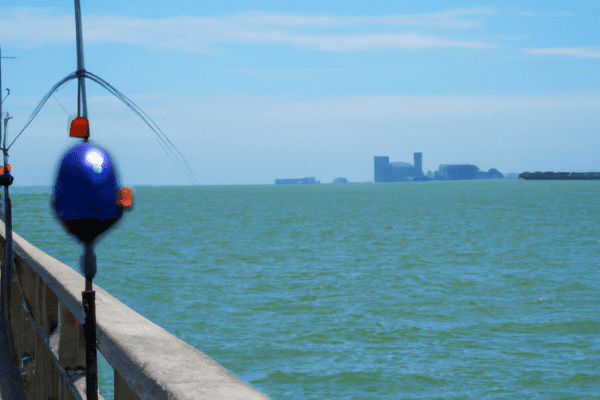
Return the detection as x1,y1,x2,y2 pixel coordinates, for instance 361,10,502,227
0,219,270,400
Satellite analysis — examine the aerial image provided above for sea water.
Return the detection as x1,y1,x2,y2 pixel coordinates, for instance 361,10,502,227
9,180,600,399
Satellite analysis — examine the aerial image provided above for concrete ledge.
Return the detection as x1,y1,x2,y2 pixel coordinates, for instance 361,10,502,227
2,220,271,400
94,283,270,400
1,220,86,325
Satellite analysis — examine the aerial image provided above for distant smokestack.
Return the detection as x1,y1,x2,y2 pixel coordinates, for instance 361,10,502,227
414,152,423,175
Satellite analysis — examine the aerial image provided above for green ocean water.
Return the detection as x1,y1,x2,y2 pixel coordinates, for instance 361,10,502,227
8,180,600,399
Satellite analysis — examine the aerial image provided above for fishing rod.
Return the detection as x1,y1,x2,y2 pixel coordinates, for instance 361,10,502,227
71,2,99,398
47,1,179,398
0,47,26,400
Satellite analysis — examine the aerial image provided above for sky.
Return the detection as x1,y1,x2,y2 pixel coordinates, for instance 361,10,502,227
0,0,599,185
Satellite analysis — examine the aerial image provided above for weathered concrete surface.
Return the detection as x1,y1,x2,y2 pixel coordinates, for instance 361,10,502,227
1,220,271,400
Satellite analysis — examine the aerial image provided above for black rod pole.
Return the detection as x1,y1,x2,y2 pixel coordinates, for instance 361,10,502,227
82,288,97,400
82,242,97,400
0,151,25,399
2,182,16,356
0,186,25,400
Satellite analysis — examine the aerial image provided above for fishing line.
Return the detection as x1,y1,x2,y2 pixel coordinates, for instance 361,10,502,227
52,79,73,115
83,71,198,184
81,74,179,163
52,94,69,115
8,72,77,148
9,71,198,185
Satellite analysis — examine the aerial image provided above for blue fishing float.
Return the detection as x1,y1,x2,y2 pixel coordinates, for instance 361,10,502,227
51,142,129,281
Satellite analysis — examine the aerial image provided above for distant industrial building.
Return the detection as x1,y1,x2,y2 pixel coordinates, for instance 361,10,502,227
374,153,424,182
275,177,319,185
375,154,504,182
435,165,504,180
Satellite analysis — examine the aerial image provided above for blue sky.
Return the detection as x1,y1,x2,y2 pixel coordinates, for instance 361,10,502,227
0,1,599,185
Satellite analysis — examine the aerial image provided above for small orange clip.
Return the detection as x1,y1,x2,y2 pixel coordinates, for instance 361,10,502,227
117,187,133,208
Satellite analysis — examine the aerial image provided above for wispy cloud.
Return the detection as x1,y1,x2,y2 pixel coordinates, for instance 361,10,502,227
517,10,574,17
240,7,495,29
522,47,600,58
496,35,528,41
240,32,491,51
0,8,72,47
0,7,495,52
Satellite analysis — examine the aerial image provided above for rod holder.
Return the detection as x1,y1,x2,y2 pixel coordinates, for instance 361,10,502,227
82,289,97,400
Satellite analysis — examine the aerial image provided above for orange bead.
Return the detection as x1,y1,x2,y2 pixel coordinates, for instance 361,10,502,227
70,117,89,138
117,187,133,208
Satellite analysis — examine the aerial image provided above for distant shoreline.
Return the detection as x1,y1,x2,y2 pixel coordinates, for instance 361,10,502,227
519,172,600,180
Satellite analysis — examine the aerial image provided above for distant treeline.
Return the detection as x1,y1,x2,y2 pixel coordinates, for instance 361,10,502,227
519,172,600,180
